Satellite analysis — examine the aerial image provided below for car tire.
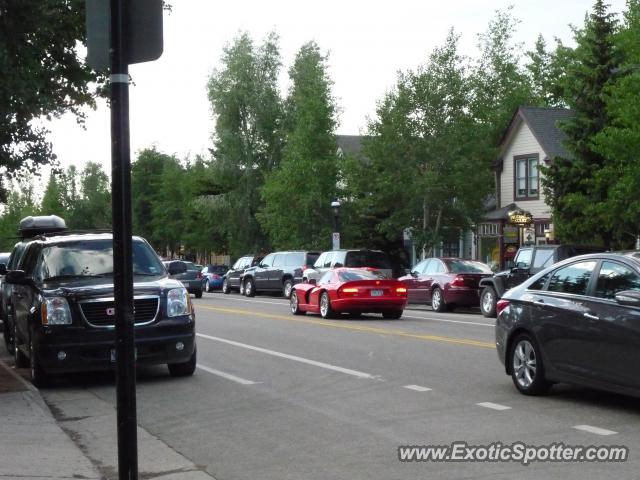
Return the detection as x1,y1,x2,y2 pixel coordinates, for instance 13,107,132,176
244,278,255,297
382,310,403,320
283,279,293,298
319,292,335,319
480,287,497,318
194,289,203,299
509,333,550,396
168,347,197,377
239,280,245,296
290,291,305,315
204,280,211,293
14,321,28,368
222,278,230,294
29,334,48,388
431,287,447,313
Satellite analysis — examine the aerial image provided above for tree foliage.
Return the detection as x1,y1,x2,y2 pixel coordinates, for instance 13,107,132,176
258,42,339,250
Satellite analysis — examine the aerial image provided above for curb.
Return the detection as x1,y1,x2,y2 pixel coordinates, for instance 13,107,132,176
0,354,51,414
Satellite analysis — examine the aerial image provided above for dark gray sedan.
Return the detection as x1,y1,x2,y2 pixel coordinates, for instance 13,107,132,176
496,251,640,398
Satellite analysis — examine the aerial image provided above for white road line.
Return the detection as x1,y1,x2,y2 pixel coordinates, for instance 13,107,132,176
403,314,494,328
403,384,432,392
196,364,258,385
476,402,512,411
196,333,379,380
573,425,618,436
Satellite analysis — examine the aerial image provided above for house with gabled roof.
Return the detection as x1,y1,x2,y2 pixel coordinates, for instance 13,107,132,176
476,106,574,269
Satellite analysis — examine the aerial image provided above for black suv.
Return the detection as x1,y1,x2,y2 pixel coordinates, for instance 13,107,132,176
4,225,196,386
478,244,601,317
242,250,320,298
221,254,262,295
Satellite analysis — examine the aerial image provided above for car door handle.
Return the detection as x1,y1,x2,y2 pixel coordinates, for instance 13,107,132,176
533,298,545,304
583,312,599,321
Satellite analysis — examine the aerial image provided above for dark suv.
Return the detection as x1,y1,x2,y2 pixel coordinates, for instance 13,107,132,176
478,244,601,317
242,251,320,298
5,228,197,386
303,249,393,282
221,254,262,295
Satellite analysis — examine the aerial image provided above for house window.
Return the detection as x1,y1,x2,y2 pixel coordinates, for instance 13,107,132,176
514,154,539,200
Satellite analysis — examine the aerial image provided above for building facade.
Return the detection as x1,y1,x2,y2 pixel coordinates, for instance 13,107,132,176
476,107,573,270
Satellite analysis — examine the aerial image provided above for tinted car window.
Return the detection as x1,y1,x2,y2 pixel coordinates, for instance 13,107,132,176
594,261,640,299
532,249,555,269
9,243,27,270
305,252,320,266
345,251,391,269
185,262,198,271
338,270,385,281
528,272,551,290
412,260,428,274
260,254,275,267
446,260,492,274
314,252,328,268
546,260,597,295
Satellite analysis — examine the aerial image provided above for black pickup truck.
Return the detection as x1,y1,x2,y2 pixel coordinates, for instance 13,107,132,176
478,244,601,317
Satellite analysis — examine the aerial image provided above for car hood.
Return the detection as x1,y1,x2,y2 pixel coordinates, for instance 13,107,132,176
41,276,185,300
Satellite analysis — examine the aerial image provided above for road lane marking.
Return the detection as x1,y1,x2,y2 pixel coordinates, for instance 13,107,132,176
476,402,511,411
196,333,379,379
402,314,493,328
196,364,258,385
203,295,493,327
403,385,432,392
197,305,495,349
573,425,618,436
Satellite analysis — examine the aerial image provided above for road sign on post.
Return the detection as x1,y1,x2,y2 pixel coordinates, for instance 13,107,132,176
87,1,163,479
332,232,341,250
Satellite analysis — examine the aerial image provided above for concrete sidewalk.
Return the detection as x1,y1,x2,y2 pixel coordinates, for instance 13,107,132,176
0,354,216,479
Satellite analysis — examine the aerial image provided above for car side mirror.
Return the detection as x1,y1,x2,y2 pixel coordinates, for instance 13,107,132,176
308,278,317,286
411,270,418,277
0,263,6,276
5,270,28,285
614,290,640,306
333,263,343,268
167,261,187,276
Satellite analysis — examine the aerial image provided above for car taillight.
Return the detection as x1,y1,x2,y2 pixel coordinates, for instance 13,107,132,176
450,275,466,287
396,287,407,295
342,287,358,293
496,299,510,316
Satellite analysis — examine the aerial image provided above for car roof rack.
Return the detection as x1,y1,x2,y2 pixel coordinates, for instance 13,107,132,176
18,215,67,238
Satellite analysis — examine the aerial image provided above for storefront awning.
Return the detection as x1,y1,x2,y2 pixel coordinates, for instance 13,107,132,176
483,203,532,223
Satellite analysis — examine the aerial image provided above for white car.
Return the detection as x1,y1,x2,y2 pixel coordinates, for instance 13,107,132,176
302,249,393,282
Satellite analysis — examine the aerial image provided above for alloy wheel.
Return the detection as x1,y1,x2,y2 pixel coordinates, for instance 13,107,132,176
512,339,537,388
482,289,495,314
290,291,299,313
432,289,442,310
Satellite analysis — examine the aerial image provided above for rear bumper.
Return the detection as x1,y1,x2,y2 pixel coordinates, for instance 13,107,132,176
181,279,202,292
33,317,195,374
331,297,407,313
444,287,481,306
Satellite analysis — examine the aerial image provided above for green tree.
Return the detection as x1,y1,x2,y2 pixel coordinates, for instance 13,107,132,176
71,162,111,229
258,42,339,249
0,179,38,250
40,172,67,218
131,147,169,245
0,0,105,184
206,32,284,257
541,0,620,248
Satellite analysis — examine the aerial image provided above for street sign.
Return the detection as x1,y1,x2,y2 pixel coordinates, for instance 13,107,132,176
332,232,340,250
86,0,164,70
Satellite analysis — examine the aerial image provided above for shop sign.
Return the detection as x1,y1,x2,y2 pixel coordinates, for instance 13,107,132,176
508,210,533,225
503,226,518,242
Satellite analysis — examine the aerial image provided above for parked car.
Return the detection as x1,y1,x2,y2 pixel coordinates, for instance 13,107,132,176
5,226,196,386
398,258,493,312
243,250,321,298
303,249,393,283
479,244,602,317
2,215,67,355
496,251,640,398
222,255,262,295
290,268,408,319
201,264,228,292
164,260,203,298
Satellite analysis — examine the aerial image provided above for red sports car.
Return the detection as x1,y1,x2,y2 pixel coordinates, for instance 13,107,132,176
290,268,408,319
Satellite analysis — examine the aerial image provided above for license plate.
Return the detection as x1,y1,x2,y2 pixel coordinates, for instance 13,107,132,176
111,348,137,362
370,289,384,297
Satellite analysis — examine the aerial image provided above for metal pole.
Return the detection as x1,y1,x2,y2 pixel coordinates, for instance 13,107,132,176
110,0,138,478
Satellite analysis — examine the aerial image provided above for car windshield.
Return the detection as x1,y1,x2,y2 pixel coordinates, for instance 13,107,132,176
445,259,493,274
210,265,228,274
39,239,164,279
338,269,385,281
345,251,391,269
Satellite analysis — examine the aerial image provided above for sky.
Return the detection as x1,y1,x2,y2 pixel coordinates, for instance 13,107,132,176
47,0,629,174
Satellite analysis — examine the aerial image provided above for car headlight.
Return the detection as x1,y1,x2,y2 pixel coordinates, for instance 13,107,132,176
42,297,72,325
167,288,191,317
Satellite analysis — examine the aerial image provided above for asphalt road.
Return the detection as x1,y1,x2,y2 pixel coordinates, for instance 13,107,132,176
15,293,640,479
